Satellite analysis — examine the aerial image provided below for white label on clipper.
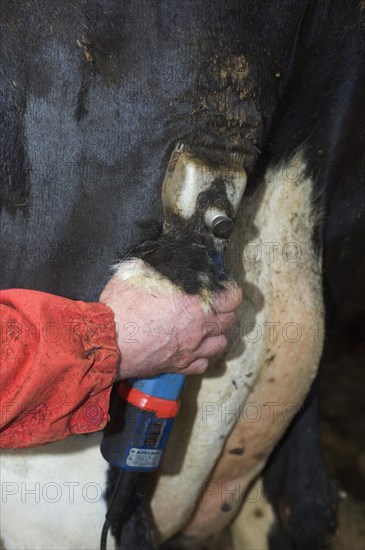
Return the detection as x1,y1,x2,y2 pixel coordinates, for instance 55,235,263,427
126,448,162,468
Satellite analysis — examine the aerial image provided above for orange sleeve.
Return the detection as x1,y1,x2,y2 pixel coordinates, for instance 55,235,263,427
0,289,120,448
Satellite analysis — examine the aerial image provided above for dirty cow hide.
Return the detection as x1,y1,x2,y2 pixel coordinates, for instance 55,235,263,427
1,1,364,550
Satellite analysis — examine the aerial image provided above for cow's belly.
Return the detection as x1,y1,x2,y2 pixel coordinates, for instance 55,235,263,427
0,433,108,550
151,153,324,541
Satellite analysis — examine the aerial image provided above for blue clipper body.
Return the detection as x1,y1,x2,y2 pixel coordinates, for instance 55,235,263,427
100,373,186,472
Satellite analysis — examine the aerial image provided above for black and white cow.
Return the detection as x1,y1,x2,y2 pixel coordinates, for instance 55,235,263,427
1,1,364,549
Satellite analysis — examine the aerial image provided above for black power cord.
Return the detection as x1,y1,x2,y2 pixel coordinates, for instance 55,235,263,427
100,469,126,550
100,518,111,550
100,469,156,550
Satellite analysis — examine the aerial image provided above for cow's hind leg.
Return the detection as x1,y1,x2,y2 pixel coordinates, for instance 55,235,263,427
171,153,326,544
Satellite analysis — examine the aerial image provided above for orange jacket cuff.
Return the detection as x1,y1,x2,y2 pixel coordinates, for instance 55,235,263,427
0,289,120,448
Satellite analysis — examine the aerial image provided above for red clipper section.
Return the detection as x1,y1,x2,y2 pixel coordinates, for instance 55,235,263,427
118,383,181,419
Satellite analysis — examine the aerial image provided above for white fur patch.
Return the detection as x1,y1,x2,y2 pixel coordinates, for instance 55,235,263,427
0,433,110,550
113,257,219,313
114,257,179,295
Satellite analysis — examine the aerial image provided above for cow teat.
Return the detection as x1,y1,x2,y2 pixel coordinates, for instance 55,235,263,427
161,142,247,242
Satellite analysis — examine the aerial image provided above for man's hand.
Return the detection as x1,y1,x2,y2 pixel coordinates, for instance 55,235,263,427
100,275,242,380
